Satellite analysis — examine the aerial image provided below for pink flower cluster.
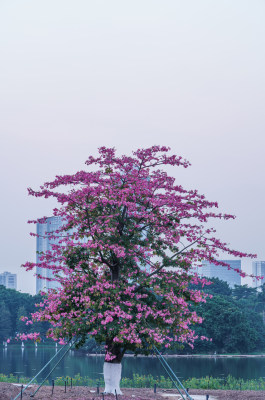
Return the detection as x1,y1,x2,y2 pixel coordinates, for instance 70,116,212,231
17,332,41,342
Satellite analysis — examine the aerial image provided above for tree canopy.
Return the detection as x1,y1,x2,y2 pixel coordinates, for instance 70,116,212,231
0,285,48,341
22,146,255,362
187,278,265,354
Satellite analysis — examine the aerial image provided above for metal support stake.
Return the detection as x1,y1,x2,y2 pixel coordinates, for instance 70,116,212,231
52,379,54,395
12,341,71,400
71,377,72,388
64,381,66,393
115,389,118,399
154,383,157,393
29,339,77,398
153,346,193,400
206,395,209,400
97,382,99,394
20,385,23,399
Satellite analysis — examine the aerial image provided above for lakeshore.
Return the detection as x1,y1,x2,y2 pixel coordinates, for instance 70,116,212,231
2,346,265,382
90,353,265,358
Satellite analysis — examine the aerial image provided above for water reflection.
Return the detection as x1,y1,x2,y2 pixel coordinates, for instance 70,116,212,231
1,345,265,382
3,347,7,359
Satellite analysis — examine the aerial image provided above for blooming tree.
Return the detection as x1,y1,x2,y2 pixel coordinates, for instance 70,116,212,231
23,146,255,394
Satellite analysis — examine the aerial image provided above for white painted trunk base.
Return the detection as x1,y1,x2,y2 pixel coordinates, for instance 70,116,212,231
103,362,123,395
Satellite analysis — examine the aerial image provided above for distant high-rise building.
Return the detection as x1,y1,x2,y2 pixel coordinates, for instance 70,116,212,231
36,216,64,293
0,271,17,290
199,260,241,288
36,215,151,293
252,261,265,288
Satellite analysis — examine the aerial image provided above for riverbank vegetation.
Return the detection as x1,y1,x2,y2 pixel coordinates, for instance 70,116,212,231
0,285,49,341
1,372,265,391
182,278,265,354
82,278,265,355
1,278,265,354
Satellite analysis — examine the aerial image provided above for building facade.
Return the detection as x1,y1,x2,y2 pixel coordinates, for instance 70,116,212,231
36,216,64,293
252,261,265,288
0,271,17,290
200,260,241,288
36,215,151,293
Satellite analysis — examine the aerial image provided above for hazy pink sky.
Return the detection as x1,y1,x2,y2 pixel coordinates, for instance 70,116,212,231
1,1,265,293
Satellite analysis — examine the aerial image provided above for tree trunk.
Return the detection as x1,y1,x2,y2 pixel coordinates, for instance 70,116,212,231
103,362,123,394
104,266,123,394
111,268,119,282
103,339,124,394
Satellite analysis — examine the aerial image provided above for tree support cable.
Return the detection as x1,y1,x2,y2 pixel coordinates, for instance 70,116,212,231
153,345,193,400
12,339,76,400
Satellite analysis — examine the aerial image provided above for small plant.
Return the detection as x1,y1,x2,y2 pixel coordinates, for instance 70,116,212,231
1,373,265,391
0,374,38,384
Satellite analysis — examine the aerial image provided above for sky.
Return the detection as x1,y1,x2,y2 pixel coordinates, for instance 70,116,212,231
0,0,265,294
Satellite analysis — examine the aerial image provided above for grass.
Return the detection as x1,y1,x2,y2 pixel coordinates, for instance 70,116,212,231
1,373,265,391
0,373,38,384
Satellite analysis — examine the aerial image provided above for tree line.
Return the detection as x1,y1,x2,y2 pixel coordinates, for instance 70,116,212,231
84,278,265,355
0,285,48,341
1,278,265,354
182,278,265,354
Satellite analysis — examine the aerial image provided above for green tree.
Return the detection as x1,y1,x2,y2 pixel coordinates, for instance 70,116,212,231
16,306,28,334
233,284,257,301
0,301,12,341
0,285,50,339
196,295,264,353
203,277,232,296
257,283,265,311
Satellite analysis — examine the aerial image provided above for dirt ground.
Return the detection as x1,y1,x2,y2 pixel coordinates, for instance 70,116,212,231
1,382,265,400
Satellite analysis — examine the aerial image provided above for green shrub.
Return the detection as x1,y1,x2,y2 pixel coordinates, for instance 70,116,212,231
1,373,265,391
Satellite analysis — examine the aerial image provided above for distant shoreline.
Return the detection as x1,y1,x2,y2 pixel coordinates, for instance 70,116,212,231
2,344,265,358
86,353,265,358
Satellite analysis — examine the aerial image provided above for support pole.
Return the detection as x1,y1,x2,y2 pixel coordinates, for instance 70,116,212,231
153,346,193,400
29,339,77,398
12,342,71,400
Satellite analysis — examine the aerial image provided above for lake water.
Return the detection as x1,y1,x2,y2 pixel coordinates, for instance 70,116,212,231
1,345,265,383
